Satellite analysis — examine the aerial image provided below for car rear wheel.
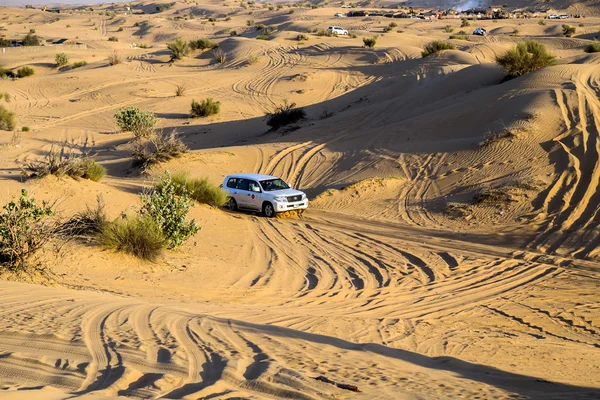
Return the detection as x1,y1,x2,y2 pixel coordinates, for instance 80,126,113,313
228,197,237,211
263,202,275,218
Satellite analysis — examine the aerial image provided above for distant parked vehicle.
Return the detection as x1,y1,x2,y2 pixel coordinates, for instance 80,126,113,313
341,4,351,8
334,13,346,17
327,26,349,35
473,27,487,36
548,14,559,19
222,174,308,217
559,14,569,19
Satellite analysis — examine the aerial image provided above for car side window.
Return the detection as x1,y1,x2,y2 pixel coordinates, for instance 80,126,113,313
237,179,249,191
248,181,261,192
227,178,238,188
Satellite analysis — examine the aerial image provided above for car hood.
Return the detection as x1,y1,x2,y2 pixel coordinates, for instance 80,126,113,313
264,188,304,197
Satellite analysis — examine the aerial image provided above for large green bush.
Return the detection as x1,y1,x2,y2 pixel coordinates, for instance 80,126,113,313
0,190,54,271
189,38,218,50
363,36,377,48
100,215,164,260
55,53,69,67
0,105,16,131
167,171,227,207
114,107,156,137
140,171,199,248
496,41,556,77
190,98,220,117
22,33,40,46
167,37,190,61
422,40,456,57
17,66,35,78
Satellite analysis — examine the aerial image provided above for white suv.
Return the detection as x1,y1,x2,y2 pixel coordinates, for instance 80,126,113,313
222,174,308,217
327,26,348,35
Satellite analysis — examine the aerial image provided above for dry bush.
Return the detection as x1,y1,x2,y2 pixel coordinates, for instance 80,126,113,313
246,53,260,65
131,130,188,171
213,49,227,63
163,171,227,207
562,24,575,37
168,37,190,60
175,83,186,96
58,196,107,240
473,188,514,205
23,145,106,181
363,36,377,48
266,100,306,130
107,52,122,65
296,34,309,41
191,98,220,117
422,40,455,57
479,129,517,147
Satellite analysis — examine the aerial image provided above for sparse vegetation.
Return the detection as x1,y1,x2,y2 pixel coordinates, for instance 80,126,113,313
585,43,600,53
131,130,188,171
479,129,517,147
297,34,309,41
363,36,377,48
21,126,30,132
16,66,35,78
175,83,186,96
473,188,514,205
162,171,227,207
189,38,218,50
449,35,468,41
23,145,106,182
114,107,157,138
562,24,575,37
538,20,546,26
266,100,306,131
422,40,455,57
167,37,190,61
108,36,119,42
72,60,88,69
461,19,470,28
0,105,16,131
107,52,122,65
443,24,454,33
256,34,270,40
496,41,556,77
213,49,227,63
247,19,255,26
22,33,40,46
190,98,221,117
0,190,54,272
1,92,10,102
55,53,69,67
100,215,165,260
247,53,260,65
140,171,199,248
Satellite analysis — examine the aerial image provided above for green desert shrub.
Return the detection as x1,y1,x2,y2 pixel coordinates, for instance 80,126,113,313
108,36,118,42
538,20,546,26
131,130,188,171
496,41,556,77
189,38,218,50
17,66,35,78
21,126,30,132
585,43,600,53
383,25,392,33
443,24,454,33
0,189,54,271
363,36,377,48
190,98,220,117
140,171,199,248
256,34,270,40
22,33,40,46
166,171,227,207
247,53,260,64
461,19,470,28
0,105,16,131
114,107,157,137
23,146,106,181
422,40,456,57
55,53,69,67
100,215,165,260
449,35,468,41
72,60,88,68
266,100,305,130
562,24,575,37
167,37,190,61
389,22,398,28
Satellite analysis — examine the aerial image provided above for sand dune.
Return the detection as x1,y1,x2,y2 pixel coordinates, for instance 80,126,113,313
1,1,600,398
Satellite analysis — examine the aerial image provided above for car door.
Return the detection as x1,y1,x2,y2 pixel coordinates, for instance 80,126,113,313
226,177,241,203
235,179,250,208
246,180,262,210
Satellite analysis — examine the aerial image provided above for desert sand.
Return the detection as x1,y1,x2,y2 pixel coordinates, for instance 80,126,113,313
0,1,599,399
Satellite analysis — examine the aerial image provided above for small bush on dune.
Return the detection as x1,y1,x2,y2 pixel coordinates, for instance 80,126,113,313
72,61,88,68
247,19,255,26
297,34,309,41
449,35,468,41
100,215,164,260
114,107,156,138
22,33,40,46
107,52,122,65
55,53,69,67
538,20,546,26
443,24,454,33
191,98,220,117
175,83,186,96
17,66,35,78
131,130,188,171
562,24,575,37
23,146,106,181
141,171,199,248
266,100,306,131
189,38,218,50
383,25,392,33
496,41,556,77
585,43,600,53
247,53,260,65
167,37,190,61
0,105,16,131
21,126,30,132
1,92,11,102
213,49,227,63
363,36,377,48
163,171,227,207
461,19,470,28
422,40,455,57
389,22,398,28
59,196,107,239
0,190,54,272
108,36,118,42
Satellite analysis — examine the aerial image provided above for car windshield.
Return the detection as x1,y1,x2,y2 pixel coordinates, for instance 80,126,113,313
260,178,290,191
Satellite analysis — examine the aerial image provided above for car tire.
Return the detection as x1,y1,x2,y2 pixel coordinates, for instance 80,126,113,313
263,202,275,218
228,197,237,211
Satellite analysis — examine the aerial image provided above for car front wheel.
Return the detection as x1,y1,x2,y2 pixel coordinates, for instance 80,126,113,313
263,202,275,218
228,197,237,211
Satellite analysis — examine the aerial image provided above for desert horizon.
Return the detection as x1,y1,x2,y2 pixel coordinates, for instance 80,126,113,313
0,0,599,399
